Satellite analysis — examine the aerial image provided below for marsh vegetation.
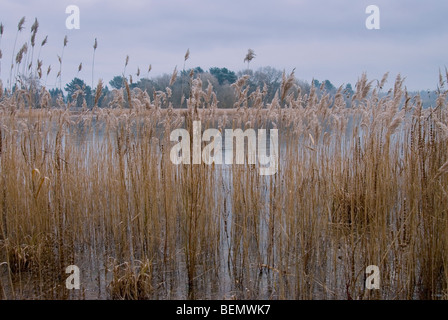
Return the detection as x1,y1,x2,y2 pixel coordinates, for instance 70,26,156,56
1,18,448,300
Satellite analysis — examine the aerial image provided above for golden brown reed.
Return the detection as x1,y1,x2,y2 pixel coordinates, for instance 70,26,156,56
0,39,448,300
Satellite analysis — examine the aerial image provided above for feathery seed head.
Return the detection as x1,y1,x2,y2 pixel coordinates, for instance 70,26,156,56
18,17,25,32
41,35,48,47
169,66,177,86
244,48,256,63
31,18,39,33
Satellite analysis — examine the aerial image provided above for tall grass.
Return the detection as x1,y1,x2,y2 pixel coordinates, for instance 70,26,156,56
0,19,448,300
0,69,447,300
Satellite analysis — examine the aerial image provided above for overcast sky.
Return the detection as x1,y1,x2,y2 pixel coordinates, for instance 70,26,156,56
0,0,447,91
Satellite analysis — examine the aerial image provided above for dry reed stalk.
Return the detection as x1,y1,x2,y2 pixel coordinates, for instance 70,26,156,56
0,25,447,299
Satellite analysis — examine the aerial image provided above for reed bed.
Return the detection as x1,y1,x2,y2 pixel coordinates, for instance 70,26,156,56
0,68,447,300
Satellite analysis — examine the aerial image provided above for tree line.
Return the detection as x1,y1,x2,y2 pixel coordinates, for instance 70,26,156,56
51,66,352,109
13,64,439,110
